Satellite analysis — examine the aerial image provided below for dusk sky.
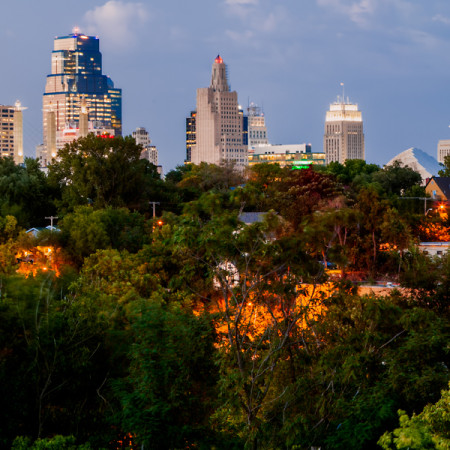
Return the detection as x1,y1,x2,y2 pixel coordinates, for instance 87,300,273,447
2,0,450,172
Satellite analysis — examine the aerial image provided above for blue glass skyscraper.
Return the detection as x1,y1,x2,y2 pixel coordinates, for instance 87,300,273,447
42,30,122,151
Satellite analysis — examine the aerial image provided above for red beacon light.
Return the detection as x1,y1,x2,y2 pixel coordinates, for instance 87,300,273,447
215,55,223,64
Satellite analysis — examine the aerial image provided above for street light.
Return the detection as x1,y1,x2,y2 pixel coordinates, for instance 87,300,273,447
425,208,433,216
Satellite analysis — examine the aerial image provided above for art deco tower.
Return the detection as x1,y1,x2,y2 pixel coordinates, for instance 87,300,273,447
42,29,122,157
323,95,364,164
190,56,247,167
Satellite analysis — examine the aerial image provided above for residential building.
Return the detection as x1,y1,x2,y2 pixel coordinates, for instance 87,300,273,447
190,55,247,167
425,176,450,201
418,242,450,257
324,96,364,164
42,29,122,161
248,143,325,168
0,101,25,164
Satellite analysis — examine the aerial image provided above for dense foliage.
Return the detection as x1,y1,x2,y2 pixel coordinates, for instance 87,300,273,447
0,141,448,449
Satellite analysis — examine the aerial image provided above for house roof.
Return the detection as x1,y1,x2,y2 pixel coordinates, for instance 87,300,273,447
238,212,267,225
426,177,450,199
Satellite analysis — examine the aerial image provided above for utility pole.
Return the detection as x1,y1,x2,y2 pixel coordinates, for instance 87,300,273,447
149,202,160,218
45,216,59,231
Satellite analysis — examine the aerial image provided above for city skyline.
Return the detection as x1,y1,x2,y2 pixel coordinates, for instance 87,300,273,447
2,0,450,172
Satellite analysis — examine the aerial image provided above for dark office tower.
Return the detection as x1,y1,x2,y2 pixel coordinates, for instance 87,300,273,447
42,29,122,156
185,110,196,162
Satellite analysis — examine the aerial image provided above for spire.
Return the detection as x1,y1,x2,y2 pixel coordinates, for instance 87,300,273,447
210,55,229,92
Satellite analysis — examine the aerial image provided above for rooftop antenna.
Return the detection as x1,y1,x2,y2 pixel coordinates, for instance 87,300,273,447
340,82,345,104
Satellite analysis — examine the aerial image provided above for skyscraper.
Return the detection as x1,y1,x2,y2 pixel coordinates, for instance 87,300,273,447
132,127,159,167
0,101,25,165
323,96,364,164
185,110,196,162
190,56,247,167
42,29,122,159
247,102,268,151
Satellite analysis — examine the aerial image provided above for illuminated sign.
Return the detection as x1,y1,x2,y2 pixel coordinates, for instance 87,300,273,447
292,165,310,170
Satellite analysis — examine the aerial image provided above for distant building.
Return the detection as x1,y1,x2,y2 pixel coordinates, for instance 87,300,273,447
386,148,442,184
324,96,364,164
42,29,122,161
132,127,159,167
185,111,196,162
437,139,450,164
248,144,325,168
190,55,247,167
425,176,450,201
418,242,450,257
0,101,25,164
36,119,114,167
247,103,268,151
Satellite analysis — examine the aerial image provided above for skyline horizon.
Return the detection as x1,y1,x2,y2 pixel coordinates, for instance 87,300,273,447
2,1,450,172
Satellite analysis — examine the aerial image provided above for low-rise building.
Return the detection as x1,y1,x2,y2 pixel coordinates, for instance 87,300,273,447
425,177,450,201
248,144,325,168
418,242,450,257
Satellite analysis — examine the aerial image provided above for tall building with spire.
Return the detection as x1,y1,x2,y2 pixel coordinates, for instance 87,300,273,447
190,55,247,167
323,95,364,164
41,29,121,160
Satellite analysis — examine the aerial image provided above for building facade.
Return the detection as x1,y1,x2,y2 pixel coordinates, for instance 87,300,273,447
0,101,25,165
42,29,122,161
247,103,268,150
248,144,325,168
132,127,159,167
438,139,450,164
323,98,364,164
185,111,196,162
190,56,247,167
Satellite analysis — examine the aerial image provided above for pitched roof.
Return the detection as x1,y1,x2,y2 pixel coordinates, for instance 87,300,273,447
427,177,450,199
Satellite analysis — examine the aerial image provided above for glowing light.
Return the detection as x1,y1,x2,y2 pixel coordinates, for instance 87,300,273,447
215,55,223,64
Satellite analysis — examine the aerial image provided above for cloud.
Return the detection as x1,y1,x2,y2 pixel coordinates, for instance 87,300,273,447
316,0,376,26
224,0,259,20
83,1,149,51
225,0,258,4
432,14,450,26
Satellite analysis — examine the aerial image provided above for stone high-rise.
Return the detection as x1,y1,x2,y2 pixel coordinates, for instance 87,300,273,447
323,97,364,164
190,56,247,167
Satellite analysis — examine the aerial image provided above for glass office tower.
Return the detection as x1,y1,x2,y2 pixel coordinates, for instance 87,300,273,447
42,30,122,153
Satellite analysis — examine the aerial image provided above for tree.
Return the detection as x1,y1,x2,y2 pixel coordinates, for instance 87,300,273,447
177,161,245,193
277,168,341,229
48,134,162,212
0,272,115,447
372,161,422,196
320,159,381,188
171,197,320,447
117,298,221,449
59,206,148,265
438,154,450,177
378,384,450,449
0,157,57,227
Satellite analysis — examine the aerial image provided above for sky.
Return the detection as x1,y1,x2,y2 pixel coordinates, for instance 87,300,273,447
2,0,450,172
